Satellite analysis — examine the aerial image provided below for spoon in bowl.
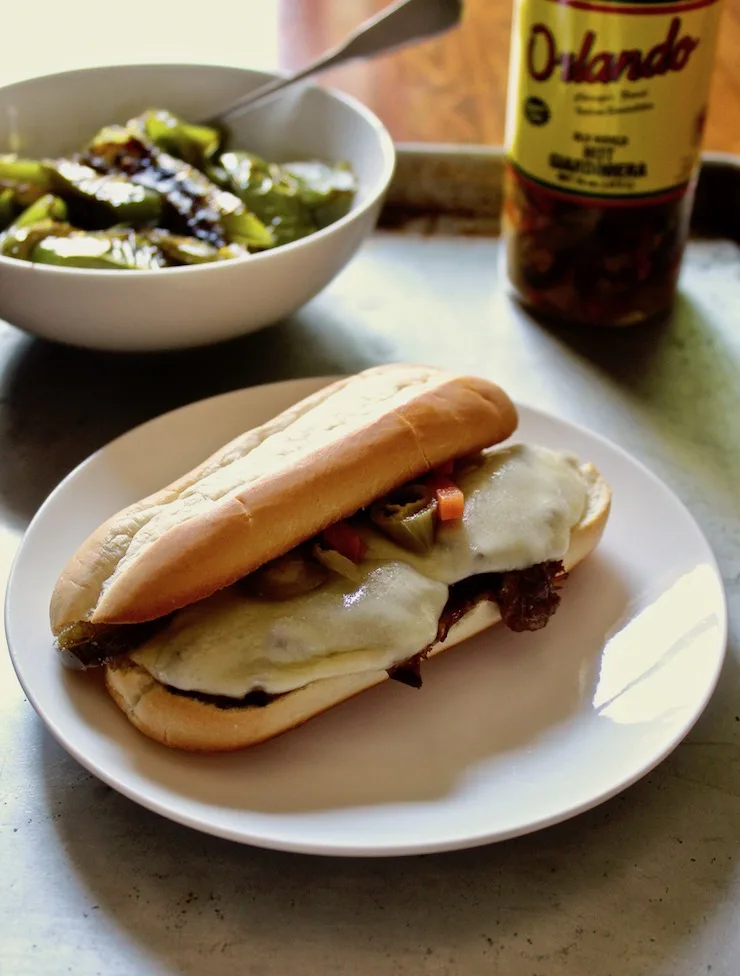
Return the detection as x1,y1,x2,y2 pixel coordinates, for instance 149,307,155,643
208,0,464,125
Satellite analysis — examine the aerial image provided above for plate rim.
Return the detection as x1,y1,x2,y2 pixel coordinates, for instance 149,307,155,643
4,375,729,857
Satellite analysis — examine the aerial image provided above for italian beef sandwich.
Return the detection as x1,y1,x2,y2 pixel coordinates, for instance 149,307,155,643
50,364,611,752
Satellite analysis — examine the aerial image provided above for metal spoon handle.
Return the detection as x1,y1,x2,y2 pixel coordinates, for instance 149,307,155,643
211,0,464,125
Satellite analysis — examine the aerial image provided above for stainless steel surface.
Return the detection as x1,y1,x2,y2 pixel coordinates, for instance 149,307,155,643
210,0,464,123
1,145,738,975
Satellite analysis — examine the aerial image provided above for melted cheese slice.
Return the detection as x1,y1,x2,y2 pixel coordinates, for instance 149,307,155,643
361,444,588,583
133,562,448,696
132,444,589,697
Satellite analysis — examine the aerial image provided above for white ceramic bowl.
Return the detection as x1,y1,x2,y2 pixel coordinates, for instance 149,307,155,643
0,63,395,351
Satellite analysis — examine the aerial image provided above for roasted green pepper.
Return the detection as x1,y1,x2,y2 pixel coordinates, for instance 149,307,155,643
219,151,317,246
85,126,274,249
248,549,328,600
0,108,355,268
221,207,276,250
82,124,133,165
145,229,221,265
33,230,167,270
1,222,69,261
0,154,52,207
146,230,253,265
0,188,16,231
218,242,251,261
370,484,438,554
45,159,162,227
138,109,221,168
0,194,70,259
282,160,356,228
12,193,68,228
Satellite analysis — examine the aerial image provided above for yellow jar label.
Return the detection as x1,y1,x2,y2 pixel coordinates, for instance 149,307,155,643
505,0,723,201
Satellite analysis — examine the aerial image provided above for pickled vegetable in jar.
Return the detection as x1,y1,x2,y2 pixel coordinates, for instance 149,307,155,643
502,0,723,327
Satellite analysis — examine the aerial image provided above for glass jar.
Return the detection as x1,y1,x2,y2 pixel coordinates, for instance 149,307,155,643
502,0,724,328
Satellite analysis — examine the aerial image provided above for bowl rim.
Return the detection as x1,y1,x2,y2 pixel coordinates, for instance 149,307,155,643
0,60,397,278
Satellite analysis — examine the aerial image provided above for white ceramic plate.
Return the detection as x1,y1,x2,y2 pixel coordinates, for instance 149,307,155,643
5,377,727,857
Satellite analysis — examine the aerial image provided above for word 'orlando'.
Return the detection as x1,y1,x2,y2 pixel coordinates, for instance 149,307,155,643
527,16,700,84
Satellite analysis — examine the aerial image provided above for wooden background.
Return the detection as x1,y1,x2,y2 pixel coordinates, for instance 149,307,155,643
278,0,740,154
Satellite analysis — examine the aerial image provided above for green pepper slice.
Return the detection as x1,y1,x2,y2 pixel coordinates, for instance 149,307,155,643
0,154,53,207
247,550,329,600
369,484,438,553
221,208,276,250
146,229,223,265
217,242,251,261
0,188,16,231
32,230,167,270
138,109,222,168
145,231,252,265
1,222,70,261
0,194,70,259
44,159,162,227
281,160,357,228
218,151,317,246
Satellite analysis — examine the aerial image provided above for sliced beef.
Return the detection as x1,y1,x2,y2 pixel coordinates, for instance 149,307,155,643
388,560,568,688
496,560,568,632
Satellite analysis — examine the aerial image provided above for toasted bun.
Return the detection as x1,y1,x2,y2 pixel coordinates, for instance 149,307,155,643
104,464,611,753
50,365,517,634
